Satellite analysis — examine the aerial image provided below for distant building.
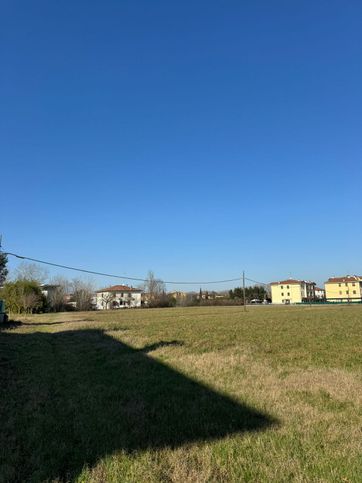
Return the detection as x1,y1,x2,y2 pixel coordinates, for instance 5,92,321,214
314,287,325,300
270,279,316,304
96,285,142,310
325,276,362,302
40,284,59,299
169,291,187,300
197,290,220,300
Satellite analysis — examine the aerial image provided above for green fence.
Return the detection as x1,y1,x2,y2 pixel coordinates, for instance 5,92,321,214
297,300,362,305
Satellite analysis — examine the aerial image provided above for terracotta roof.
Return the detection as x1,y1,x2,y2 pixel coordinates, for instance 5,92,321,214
315,287,325,292
96,285,142,293
325,275,362,284
270,279,303,286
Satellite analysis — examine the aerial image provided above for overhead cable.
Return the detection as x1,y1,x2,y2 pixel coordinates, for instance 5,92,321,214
4,251,242,285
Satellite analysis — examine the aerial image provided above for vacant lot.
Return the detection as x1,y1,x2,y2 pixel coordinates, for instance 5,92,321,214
1,305,361,482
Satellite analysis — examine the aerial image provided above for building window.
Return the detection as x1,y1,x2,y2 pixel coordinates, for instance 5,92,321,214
281,286,283,289
287,292,290,296
353,290,356,295
281,292,284,296
338,283,341,287
287,285,289,289
346,291,349,295
352,283,355,286
345,283,348,287
339,291,342,295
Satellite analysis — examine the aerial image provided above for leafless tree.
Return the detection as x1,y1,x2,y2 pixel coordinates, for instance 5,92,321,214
143,271,166,306
48,277,71,312
20,289,42,314
101,292,116,310
15,262,48,284
71,279,95,311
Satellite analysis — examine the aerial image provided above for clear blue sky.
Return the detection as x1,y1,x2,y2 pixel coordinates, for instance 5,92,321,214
1,1,361,289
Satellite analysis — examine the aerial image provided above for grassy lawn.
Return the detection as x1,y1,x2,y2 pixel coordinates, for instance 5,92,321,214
1,305,361,482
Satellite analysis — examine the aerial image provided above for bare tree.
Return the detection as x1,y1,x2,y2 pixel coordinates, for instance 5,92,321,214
15,262,48,284
48,277,71,312
71,279,95,311
143,271,166,307
101,292,116,310
20,288,42,314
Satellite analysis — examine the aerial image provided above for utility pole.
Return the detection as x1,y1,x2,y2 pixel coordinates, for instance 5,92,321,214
243,270,246,311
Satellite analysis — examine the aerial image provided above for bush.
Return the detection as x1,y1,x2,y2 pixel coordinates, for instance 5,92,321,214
0,280,45,314
148,294,177,308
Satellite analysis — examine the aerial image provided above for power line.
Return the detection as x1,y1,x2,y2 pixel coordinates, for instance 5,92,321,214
4,251,242,285
245,277,269,286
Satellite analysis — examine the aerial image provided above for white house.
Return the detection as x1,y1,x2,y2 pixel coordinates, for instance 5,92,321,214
95,285,142,310
314,287,326,300
40,284,59,299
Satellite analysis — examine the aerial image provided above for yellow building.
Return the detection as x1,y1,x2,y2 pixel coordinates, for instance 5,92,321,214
325,275,362,302
169,291,187,300
270,279,316,304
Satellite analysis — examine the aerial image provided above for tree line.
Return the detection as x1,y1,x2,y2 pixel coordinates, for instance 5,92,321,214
0,258,95,314
0,255,271,313
229,285,269,302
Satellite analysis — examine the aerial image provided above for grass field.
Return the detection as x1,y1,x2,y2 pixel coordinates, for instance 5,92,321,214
1,305,361,482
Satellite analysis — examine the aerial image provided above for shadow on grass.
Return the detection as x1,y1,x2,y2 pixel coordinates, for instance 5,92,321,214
0,319,22,331
140,339,184,353
20,318,96,327
0,319,77,330
21,321,76,327
0,329,277,482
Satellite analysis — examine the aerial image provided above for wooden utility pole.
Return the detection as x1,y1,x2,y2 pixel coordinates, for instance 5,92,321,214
243,270,246,311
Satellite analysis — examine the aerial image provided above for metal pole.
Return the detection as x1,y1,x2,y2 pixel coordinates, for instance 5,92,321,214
243,271,246,311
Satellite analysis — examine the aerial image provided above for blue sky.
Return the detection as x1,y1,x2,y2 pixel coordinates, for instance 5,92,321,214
1,1,361,289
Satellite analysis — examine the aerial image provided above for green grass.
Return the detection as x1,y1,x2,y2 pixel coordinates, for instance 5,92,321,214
1,305,361,482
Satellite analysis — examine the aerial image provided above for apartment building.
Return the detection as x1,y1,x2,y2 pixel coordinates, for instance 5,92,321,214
270,279,316,304
324,275,362,302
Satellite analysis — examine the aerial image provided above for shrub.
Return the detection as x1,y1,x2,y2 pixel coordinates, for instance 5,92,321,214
0,280,45,314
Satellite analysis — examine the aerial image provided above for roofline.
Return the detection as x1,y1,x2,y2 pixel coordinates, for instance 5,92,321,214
270,280,316,286
325,276,362,284
96,287,143,293
270,282,300,286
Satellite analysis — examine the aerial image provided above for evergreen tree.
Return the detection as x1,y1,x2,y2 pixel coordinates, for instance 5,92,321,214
0,252,8,286
1,280,44,314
